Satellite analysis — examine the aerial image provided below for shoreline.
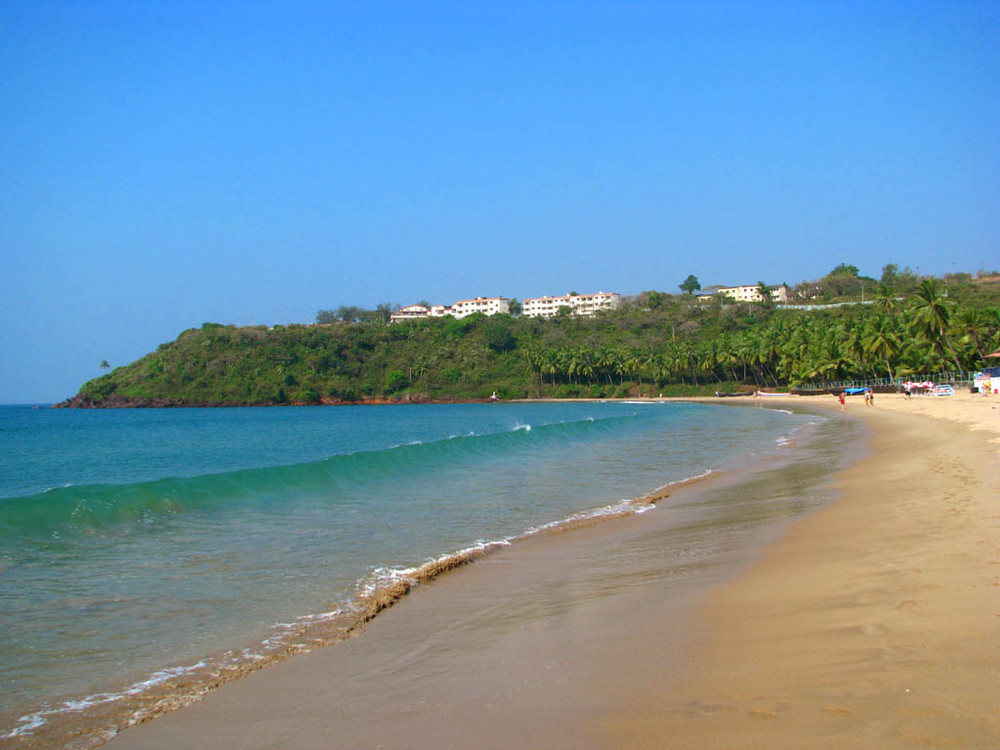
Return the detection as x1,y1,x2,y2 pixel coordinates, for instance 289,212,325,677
0,482,703,742
4,401,817,748
101,399,854,749
1,469,728,747
27,392,999,748
602,391,1000,747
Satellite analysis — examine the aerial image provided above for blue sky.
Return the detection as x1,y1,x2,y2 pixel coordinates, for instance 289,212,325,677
2,0,997,403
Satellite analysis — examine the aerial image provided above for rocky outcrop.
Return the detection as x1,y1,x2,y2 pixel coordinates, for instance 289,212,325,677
54,395,201,408
52,392,468,409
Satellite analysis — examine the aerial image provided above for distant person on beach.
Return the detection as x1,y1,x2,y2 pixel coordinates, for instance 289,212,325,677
838,392,846,410
866,387,874,406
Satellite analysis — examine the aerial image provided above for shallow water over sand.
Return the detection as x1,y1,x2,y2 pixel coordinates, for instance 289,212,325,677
0,401,850,747
106,404,861,750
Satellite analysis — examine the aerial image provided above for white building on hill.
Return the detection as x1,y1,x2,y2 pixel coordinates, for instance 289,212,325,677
522,291,621,318
697,284,789,304
389,291,622,323
390,297,511,323
390,304,430,322
449,297,511,318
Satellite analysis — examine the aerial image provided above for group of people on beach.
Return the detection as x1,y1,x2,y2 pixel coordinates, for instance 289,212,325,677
838,387,874,410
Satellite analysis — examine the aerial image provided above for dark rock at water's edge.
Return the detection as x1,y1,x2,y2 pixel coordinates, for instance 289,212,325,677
51,393,478,409
53,395,192,408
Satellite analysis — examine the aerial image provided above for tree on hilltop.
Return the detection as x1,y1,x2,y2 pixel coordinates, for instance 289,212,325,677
679,275,700,295
819,264,875,298
828,263,859,277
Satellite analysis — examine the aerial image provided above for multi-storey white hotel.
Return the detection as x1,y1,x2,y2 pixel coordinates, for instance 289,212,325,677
697,284,789,304
449,297,511,317
521,291,622,318
389,292,620,323
389,297,510,323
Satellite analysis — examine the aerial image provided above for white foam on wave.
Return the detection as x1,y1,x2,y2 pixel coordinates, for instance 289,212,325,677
258,607,349,654
40,483,75,494
351,468,720,609
524,497,642,534
2,713,46,738
357,538,515,598
3,660,209,739
4,461,721,741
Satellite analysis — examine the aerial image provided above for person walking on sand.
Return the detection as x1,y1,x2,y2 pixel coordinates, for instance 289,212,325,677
865,387,874,406
838,391,846,411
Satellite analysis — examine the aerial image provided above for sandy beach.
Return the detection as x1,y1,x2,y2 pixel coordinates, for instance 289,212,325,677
601,391,1000,748
105,391,999,749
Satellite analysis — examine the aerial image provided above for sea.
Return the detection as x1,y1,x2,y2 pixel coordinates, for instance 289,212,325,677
0,400,853,747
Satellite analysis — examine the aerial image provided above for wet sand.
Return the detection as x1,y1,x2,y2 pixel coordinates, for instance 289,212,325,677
106,392,999,749
601,391,1000,748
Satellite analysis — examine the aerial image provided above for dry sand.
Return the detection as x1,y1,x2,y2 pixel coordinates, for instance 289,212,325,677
600,391,1000,748
105,391,999,749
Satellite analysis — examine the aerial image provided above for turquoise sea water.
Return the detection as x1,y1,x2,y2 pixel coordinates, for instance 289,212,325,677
0,401,822,743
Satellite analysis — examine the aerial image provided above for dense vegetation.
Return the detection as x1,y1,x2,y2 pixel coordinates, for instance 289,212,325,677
63,268,1000,407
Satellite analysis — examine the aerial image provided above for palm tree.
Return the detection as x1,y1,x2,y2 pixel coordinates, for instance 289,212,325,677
953,308,995,362
595,346,616,385
910,280,961,370
642,348,661,385
625,350,643,386
542,351,560,386
873,285,899,313
834,318,867,378
863,314,902,381
409,355,431,382
661,344,684,385
575,347,596,385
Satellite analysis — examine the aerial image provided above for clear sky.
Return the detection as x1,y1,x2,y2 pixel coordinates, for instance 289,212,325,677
2,0,997,403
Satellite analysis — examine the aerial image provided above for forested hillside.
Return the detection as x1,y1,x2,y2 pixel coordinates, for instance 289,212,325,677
59,273,1000,407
